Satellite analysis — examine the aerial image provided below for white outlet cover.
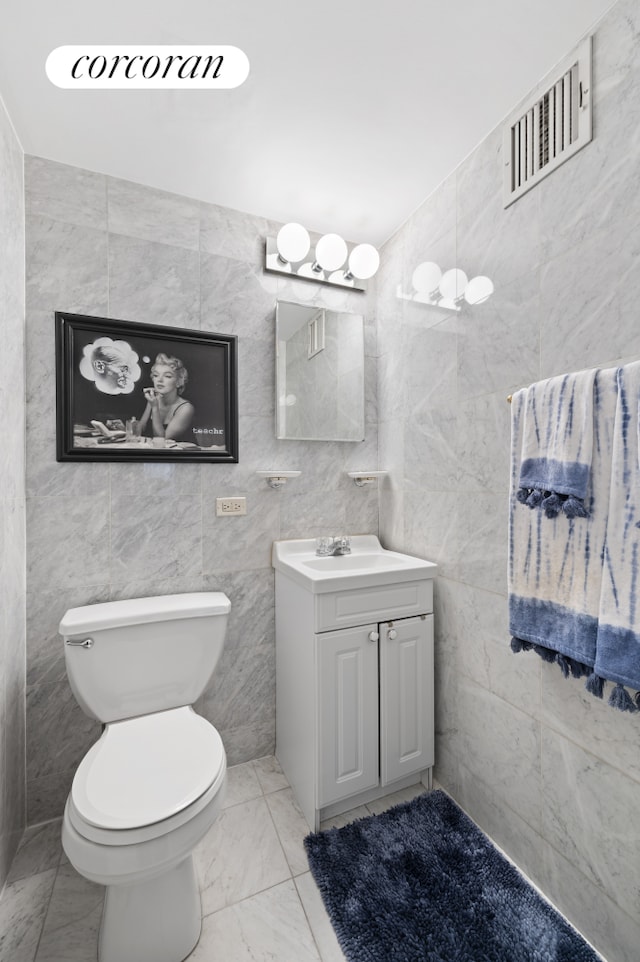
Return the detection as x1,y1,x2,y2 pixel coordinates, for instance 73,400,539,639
215,497,247,516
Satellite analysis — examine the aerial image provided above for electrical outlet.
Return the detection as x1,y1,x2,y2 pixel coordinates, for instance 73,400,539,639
216,497,247,517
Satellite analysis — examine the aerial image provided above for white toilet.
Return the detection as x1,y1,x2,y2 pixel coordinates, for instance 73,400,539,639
59,592,231,962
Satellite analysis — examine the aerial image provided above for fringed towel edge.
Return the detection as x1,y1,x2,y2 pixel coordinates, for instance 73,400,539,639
510,637,640,712
516,487,588,519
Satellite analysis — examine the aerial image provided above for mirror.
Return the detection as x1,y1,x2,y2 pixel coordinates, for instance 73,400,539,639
275,300,365,441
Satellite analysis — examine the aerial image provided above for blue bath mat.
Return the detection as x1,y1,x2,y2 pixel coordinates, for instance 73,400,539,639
304,790,600,962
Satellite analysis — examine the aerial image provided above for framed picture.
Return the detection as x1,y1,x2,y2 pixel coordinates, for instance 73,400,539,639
55,312,238,463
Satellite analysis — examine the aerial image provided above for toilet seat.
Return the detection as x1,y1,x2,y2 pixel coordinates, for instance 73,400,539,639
71,707,225,835
67,761,226,847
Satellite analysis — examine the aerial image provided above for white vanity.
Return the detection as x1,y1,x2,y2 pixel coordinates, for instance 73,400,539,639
273,536,438,830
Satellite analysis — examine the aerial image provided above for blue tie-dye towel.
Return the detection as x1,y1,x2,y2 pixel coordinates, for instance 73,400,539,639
592,361,640,710
509,368,616,680
510,364,640,711
516,369,597,519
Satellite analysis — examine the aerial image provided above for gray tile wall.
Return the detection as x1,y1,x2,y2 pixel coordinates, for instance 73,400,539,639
24,159,379,824
377,2,640,960
0,95,26,888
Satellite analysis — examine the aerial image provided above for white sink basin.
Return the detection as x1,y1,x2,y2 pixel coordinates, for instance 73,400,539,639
303,553,407,571
272,536,437,592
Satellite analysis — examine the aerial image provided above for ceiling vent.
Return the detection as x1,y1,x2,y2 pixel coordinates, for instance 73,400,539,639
503,36,592,207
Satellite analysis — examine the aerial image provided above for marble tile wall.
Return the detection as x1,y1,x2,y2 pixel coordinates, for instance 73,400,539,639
0,96,26,890
23,158,379,824
377,1,640,960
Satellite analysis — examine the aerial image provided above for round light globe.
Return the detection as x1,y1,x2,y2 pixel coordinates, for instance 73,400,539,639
412,261,442,295
439,268,468,301
464,275,494,305
348,244,380,280
276,223,310,263
315,233,348,272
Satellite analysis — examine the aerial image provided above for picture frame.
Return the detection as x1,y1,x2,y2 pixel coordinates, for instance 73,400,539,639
55,312,238,463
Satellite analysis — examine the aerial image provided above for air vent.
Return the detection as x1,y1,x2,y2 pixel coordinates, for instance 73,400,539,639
503,36,592,207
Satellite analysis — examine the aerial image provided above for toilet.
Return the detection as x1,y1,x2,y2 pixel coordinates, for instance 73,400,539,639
59,592,231,962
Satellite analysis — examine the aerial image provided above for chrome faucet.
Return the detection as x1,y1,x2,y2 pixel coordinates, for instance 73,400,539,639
316,536,351,556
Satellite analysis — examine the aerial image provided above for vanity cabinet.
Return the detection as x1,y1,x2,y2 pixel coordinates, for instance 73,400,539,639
273,537,437,831
318,615,434,810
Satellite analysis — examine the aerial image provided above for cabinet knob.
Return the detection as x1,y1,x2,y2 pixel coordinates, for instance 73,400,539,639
368,630,379,642
387,628,397,640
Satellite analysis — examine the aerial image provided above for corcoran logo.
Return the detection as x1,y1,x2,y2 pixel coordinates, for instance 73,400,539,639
46,45,250,89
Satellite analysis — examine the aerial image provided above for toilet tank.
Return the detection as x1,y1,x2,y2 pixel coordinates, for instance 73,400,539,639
60,593,231,723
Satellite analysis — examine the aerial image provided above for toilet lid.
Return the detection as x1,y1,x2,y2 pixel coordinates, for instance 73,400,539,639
71,707,225,830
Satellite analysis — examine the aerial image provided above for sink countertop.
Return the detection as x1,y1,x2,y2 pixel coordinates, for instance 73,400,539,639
272,535,438,593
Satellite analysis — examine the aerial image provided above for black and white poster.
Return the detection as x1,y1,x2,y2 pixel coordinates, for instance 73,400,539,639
55,312,238,462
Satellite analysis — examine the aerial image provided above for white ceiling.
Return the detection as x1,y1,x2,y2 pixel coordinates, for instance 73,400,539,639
0,0,615,246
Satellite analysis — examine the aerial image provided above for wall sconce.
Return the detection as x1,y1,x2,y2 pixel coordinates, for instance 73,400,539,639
265,222,380,292
397,261,494,312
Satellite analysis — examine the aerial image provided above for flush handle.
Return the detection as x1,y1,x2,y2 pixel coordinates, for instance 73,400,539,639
65,637,94,649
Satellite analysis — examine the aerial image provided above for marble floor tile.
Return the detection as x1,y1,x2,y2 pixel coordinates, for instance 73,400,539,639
6,821,62,885
223,761,263,809
365,783,429,816
34,862,103,962
320,782,426,832
319,805,370,832
0,870,56,962
295,873,348,962
194,796,291,916
265,788,311,877
252,755,289,794
189,880,321,962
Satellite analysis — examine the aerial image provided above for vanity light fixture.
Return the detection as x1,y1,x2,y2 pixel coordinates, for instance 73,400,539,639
344,243,380,282
463,274,495,305
275,223,310,265
397,261,494,312
264,223,380,292
314,233,348,273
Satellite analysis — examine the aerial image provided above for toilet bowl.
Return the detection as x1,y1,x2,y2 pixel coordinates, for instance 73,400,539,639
62,708,226,962
59,593,231,962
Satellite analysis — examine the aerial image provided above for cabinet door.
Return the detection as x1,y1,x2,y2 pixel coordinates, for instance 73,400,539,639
316,624,379,807
380,615,434,786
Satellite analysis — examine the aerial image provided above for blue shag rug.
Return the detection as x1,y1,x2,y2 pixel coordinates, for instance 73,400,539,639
304,791,601,962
